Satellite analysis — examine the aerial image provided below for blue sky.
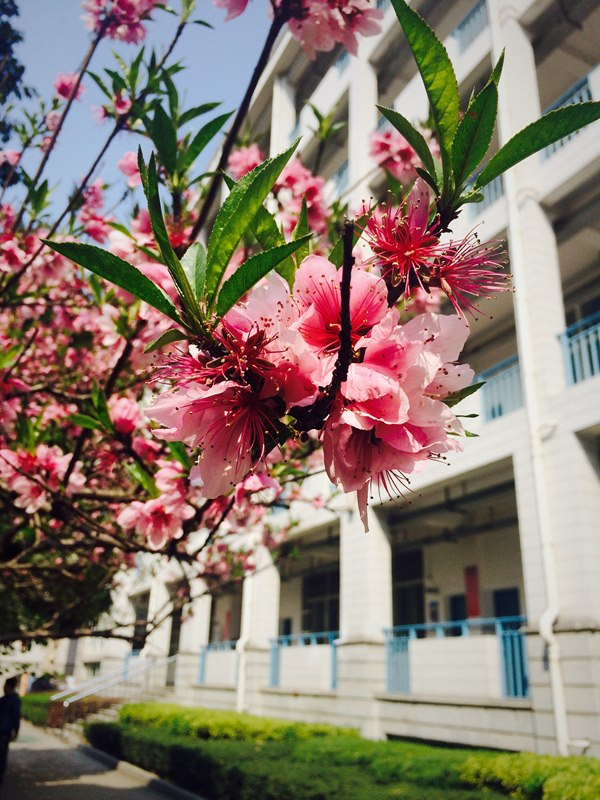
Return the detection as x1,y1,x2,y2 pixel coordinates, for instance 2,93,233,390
12,0,271,216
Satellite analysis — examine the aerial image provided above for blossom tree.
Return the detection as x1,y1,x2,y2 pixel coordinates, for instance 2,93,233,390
1,0,599,648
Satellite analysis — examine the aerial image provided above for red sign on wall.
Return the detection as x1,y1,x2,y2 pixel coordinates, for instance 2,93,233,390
465,565,481,618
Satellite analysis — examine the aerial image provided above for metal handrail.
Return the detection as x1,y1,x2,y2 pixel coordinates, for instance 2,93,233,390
384,615,526,639
50,665,128,701
62,654,177,707
271,630,339,647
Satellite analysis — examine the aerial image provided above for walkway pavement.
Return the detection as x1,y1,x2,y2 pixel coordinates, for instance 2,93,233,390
0,721,191,799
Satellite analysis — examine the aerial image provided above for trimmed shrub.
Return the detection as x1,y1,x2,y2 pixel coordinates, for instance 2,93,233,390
21,692,52,727
118,702,357,742
460,751,600,799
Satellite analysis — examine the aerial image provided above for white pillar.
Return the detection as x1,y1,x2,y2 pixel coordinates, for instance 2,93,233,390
270,76,297,155
347,51,378,207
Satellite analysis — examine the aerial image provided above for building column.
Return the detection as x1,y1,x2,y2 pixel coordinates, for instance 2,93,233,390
489,0,600,756
175,579,212,694
337,504,392,737
270,76,296,156
347,51,378,208
237,545,280,714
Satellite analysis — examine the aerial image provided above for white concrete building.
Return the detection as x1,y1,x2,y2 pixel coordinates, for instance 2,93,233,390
42,0,600,757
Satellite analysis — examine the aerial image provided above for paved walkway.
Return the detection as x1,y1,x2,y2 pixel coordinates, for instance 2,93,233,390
0,721,182,799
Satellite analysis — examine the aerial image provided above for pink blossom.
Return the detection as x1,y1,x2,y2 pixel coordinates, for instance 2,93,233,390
274,159,330,236
370,129,418,184
287,0,383,59
0,150,20,167
54,73,85,101
227,144,264,180
117,151,141,187
117,494,195,549
82,0,160,43
213,0,249,20
45,111,61,132
147,381,279,499
108,395,142,434
113,92,132,116
234,472,282,506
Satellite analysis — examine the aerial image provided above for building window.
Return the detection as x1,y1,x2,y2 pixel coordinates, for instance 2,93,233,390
302,566,339,633
392,549,424,628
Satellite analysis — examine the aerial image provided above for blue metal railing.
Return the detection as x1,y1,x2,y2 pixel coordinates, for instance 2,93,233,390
468,174,504,219
269,631,339,690
454,0,488,53
336,49,350,72
332,160,349,196
542,77,593,159
477,355,523,421
560,311,600,385
198,639,238,685
376,0,390,10
289,119,301,144
384,615,528,699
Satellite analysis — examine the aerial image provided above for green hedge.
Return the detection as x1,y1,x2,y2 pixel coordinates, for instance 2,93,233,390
21,692,52,727
118,702,357,742
85,721,496,800
460,752,600,800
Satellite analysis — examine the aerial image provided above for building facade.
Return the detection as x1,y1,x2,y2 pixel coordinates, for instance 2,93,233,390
32,0,600,757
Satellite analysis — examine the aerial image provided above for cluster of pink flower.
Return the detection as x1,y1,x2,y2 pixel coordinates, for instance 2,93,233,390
0,444,85,515
54,73,85,102
215,0,382,59
369,128,440,186
78,178,112,243
228,145,330,238
82,0,160,44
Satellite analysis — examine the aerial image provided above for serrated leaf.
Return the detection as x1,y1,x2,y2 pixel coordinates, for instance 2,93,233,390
180,242,207,299
328,211,371,268
68,413,104,432
144,327,188,353
390,0,459,191
179,112,233,175
92,384,112,430
151,103,178,175
87,71,111,99
475,102,600,188
377,105,436,177
167,441,192,469
292,197,311,266
216,236,312,317
42,240,184,326
444,381,485,407
415,167,439,195
126,462,159,498
452,80,498,190
179,102,221,127
490,50,504,87
0,344,23,370
206,140,300,305
138,150,198,318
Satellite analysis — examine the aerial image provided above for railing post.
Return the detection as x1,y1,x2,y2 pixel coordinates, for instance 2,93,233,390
198,645,207,685
331,639,338,691
269,639,281,688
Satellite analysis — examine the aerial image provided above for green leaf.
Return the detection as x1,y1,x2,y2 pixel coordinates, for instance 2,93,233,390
92,383,112,431
475,102,600,188
180,242,207,299
292,197,311,266
390,0,459,191
179,111,233,175
249,204,297,287
206,140,299,304
151,103,178,176
216,236,312,317
138,150,198,318
179,102,221,127
0,344,23,370
377,105,436,177
167,441,192,469
451,80,498,191
87,71,111,99
144,327,188,353
415,167,439,195
68,413,105,432
444,381,485,407
42,240,184,325
328,211,371,268
490,50,505,87
126,463,159,498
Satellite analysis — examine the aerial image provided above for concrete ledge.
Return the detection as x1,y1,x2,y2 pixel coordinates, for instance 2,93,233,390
376,693,532,710
262,687,337,699
78,743,207,800
191,683,236,691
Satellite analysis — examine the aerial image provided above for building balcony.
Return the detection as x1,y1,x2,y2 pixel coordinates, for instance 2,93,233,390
453,0,489,55
269,631,338,692
384,615,528,700
541,76,594,160
560,311,600,385
477,355,523,422
198,639,238,687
